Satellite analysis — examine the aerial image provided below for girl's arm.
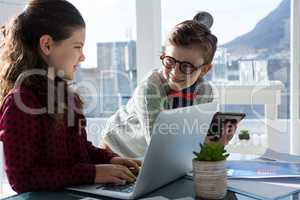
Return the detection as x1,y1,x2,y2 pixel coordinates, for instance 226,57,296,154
0,92,96,193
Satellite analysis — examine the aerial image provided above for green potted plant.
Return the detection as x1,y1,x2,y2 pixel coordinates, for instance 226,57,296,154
238,129,250,140
192,143,229,199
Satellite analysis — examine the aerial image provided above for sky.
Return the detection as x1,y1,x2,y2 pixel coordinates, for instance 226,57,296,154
68,0,283,68
161,0,283,44
1,0,283,68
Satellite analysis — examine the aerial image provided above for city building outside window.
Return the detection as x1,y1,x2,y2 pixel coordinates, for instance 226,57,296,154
70,0,137,117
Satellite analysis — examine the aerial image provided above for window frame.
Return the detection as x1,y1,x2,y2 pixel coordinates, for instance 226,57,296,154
135,0,162,82
290,0,300,154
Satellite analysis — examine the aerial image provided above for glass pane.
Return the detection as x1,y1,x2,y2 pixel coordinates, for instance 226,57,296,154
299,17,300,119
0,1,24,25
162,0,290,153
162,0,289,119
69,0,137,117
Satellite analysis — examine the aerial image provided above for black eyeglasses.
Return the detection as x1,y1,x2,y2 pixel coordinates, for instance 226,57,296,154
160,55,203,75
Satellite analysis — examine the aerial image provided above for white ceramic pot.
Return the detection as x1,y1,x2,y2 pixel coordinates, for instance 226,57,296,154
192,159,227,199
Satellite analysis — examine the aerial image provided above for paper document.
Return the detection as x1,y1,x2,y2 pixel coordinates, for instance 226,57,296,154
227,160,300,178
187,149,300,179
260,149,300,163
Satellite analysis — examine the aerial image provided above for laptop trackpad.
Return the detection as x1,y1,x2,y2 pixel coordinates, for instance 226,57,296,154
96,183,135,193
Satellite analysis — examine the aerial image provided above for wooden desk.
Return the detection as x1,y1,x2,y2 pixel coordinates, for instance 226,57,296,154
3,177,300,200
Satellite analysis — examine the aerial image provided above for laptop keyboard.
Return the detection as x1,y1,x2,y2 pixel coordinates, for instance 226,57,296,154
96,183,135,193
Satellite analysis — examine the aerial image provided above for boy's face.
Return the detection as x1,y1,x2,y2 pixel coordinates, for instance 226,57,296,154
162,45,212,91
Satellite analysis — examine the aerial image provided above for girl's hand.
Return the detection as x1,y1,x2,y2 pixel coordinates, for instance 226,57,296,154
99,140,114,153
94,164,136,185
110,157,142,176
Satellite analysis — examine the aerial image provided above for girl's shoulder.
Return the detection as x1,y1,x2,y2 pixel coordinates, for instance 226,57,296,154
0,87,41,112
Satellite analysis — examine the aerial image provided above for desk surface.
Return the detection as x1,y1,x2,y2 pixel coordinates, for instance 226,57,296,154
1,177,292,200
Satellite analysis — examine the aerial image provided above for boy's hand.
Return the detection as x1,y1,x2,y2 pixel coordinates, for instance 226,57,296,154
219,120,237,145
205,121,237,146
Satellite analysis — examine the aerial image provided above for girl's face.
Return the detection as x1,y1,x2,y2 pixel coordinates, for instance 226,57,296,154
162,45,211,91
41,28,86,80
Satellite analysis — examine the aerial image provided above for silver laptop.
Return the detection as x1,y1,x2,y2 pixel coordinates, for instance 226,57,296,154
66,103,217,199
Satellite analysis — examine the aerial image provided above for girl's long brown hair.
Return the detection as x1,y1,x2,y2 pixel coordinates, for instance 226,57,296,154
0,0,85,127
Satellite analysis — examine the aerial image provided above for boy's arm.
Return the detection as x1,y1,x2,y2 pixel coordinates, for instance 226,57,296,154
133,81,164,144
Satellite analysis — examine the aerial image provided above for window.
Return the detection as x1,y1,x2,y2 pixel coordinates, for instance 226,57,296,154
161,0,291,153
290,0,300,154
162,0,290,119
69,0,137,117
0,1,24,24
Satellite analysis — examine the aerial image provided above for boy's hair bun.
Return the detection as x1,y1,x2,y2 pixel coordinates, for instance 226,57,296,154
193,11,213,29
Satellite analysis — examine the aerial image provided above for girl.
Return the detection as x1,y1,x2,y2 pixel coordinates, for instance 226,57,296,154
0,0,140,194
